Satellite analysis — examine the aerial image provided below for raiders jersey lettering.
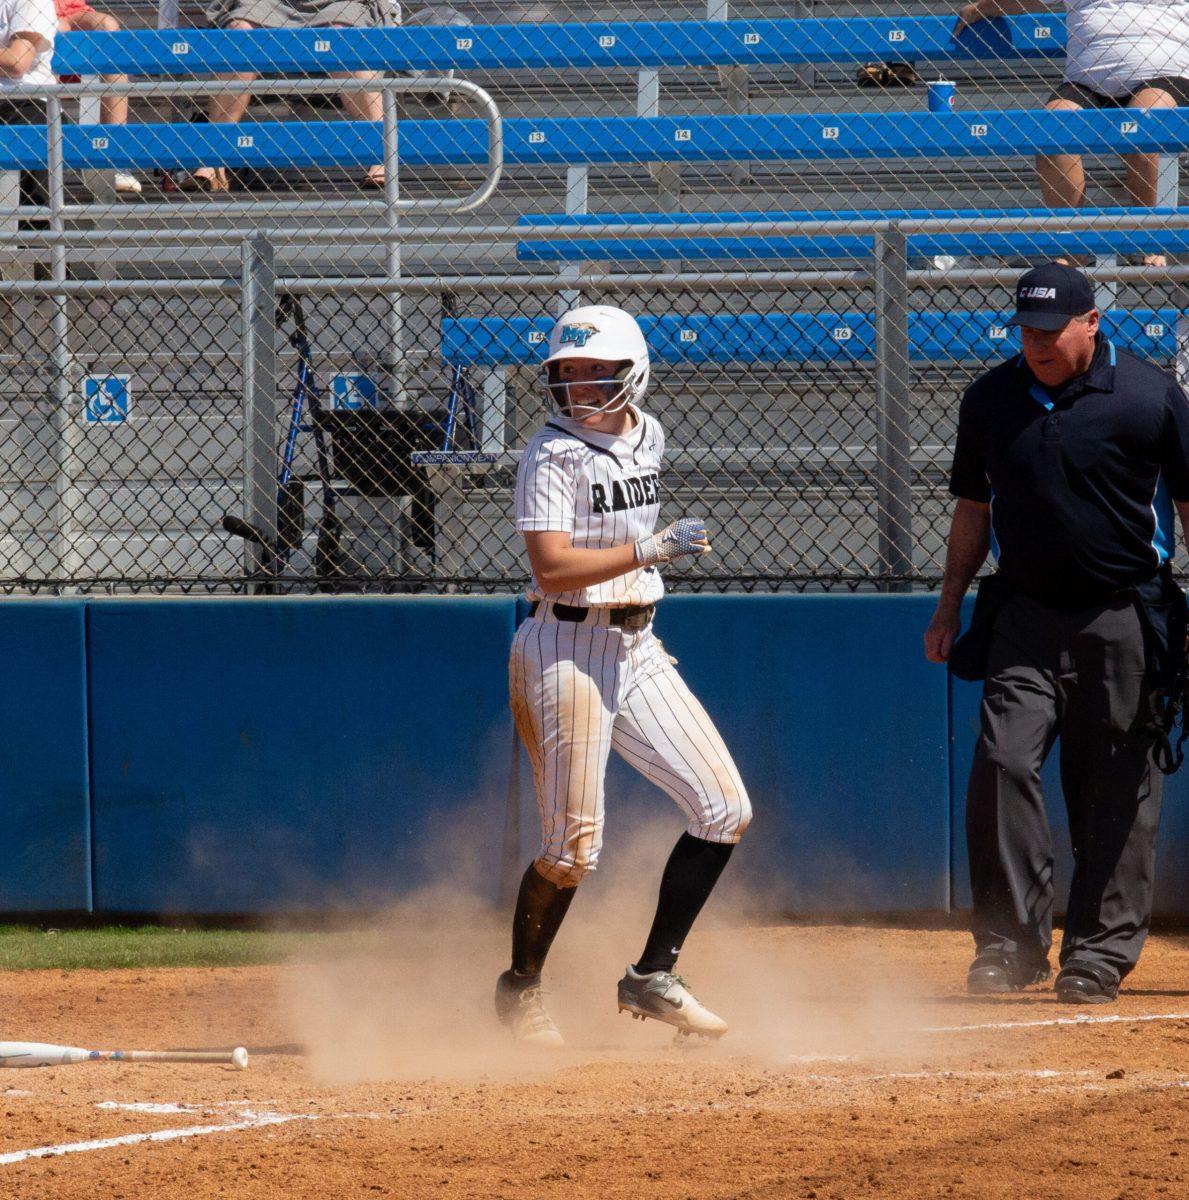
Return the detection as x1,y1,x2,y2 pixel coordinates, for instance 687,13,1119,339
514,406,665,606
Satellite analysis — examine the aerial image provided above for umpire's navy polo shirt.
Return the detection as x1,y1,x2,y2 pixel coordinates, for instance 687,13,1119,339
950,333,1189,607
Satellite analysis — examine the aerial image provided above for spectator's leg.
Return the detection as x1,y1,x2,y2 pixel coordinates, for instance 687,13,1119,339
67,11,142,196
338,77,385,186
186,18,259,191
209,19,257,127
70,12,128,126
329,25,385,187
1122,87,1176,266
1036,97,1087,208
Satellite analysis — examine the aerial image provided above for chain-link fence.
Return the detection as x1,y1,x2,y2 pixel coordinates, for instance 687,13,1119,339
2,2,1187,592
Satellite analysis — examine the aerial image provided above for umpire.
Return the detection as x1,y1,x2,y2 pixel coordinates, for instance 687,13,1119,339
925,262,1189,1004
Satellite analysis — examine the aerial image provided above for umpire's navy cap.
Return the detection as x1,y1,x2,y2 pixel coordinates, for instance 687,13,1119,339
1008,263,1097,331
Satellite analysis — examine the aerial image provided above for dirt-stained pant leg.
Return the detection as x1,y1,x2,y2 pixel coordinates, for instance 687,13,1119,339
509,616,623,887
610,630,751,843
1057,601,1164,981
511,620,750,891
966,595,1062,968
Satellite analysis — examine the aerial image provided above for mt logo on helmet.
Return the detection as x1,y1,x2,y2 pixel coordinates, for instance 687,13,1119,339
558,323,598,348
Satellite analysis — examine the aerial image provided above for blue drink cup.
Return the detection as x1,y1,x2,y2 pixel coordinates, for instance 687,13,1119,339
928,80,956,112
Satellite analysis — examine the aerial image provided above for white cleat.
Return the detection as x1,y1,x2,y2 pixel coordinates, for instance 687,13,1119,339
616,965,728,1038
494,970,565,1048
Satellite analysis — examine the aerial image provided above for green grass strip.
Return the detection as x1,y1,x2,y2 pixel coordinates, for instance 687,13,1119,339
0,925,326,971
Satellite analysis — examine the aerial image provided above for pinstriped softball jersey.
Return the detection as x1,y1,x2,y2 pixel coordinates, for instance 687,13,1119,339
515,406,665,607
510,408,752,888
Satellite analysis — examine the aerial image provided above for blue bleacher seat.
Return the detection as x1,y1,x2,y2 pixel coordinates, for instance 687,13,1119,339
441,310,1182,369
514,207,1189,264
52,16,1063,77
5,110,1189,174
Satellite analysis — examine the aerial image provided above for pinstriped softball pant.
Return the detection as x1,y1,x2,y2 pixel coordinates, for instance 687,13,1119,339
510,612,752,888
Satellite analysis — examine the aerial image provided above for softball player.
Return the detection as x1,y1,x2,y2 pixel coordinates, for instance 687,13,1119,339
495,304,752,1048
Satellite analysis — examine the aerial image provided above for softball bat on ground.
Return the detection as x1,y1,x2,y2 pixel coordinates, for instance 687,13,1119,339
0,1041,249,1069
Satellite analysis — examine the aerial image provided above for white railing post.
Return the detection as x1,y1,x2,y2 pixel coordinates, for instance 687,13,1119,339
637,67,679,207
239,234,279,589
558,164,588,314
78,86,108,200
1157,155,1180,208
48,96,82,582
382,83,406,408
710,0,752,182
480,370,506,454
873,225,914,592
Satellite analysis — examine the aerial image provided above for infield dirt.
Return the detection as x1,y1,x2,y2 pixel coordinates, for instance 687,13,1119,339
3,918,1189,1199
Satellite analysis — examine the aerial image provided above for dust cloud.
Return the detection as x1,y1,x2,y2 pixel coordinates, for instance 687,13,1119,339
279,809,935,1085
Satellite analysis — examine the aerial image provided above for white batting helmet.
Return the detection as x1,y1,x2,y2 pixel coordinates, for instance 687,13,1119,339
543,304,650,419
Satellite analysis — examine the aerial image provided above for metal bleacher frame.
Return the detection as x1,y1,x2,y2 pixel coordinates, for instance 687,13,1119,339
15,11,1178,262
5,11,1189,589
14,12,1070,232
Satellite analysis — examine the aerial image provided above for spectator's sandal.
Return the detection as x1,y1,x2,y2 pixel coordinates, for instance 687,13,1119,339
856,62,920,88
359,167,387,190
177,167,230,193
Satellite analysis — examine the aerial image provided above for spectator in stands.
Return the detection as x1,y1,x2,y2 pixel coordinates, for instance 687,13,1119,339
55,0,140,194
1,0,54,220
401,3,469,114
180,0,398,192
955,1,1189,266
0,0,55,111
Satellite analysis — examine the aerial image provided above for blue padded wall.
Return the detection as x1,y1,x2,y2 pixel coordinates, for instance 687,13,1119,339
0,600,90,911
1155,763,1189,915
4,591,1181,918
87,598,517,913
582,594,952,912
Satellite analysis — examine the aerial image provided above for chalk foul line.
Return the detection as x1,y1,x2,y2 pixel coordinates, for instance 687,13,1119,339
0,1099,405,1167
0,1108,316,1166
96,1101,203,1116
921,1010,1189,1034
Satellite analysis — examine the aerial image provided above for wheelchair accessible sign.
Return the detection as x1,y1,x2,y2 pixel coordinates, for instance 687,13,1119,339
329,373,380,410
82,374,131,424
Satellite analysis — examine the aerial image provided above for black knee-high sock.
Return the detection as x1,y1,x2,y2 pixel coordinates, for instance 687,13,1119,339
510,862,577,981
635,833,735,975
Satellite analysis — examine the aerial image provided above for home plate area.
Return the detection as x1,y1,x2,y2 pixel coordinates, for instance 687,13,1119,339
2,927,1188,1199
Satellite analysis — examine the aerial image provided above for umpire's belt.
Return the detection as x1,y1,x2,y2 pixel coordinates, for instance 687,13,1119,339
529,600,654,631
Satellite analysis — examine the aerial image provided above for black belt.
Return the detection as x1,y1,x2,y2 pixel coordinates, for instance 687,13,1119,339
529,600,655,630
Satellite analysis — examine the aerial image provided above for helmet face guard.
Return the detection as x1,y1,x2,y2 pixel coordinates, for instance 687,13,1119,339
546,359,648,420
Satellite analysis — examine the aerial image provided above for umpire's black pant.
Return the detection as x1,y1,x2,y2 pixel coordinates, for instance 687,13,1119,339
966,590,1163,984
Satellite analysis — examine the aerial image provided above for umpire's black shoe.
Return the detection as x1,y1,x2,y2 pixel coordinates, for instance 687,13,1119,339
1054,964,1119,1005
966,952,1052,995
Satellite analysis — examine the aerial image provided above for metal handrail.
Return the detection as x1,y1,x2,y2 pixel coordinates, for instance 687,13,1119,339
8,210,1189,246
514,212,1189,239
2,264,1189,296
1,75,503,218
